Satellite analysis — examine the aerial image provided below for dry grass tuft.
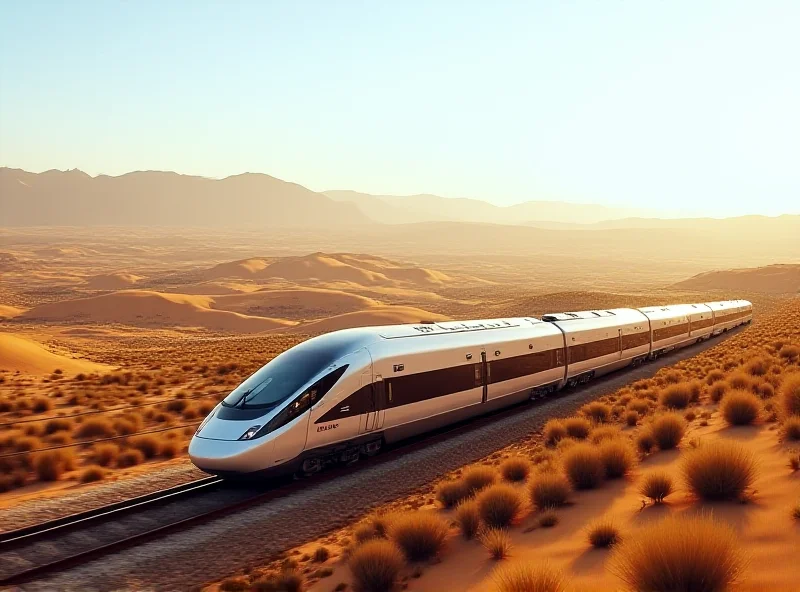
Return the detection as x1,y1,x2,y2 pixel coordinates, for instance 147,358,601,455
624,410,639,427
435,479,470,508
598,438,636,479
709,381,729,403
543,419,567,446
563,417,592,440
721,389,762,425
79,465,105,483
529,472,571,509
387,512,449,562
587,518,621,548
480,527,512,560
638,472,674,503
455,499,481,540
561,443,605,490
659,383,694,409
32,449,75,481
75,417,115,439
92,443,119,467
589,425,621,444
462,466,498,494
782,416,800,441
117,448,145,468
492,562,567,592
476,483,526,528
610,514,744,592
582,402,611,423
537,509,559,528
683,441,757,501
500,456,533,482
348,539,404,592
635,430,657,454
649,413,686,450
780,374,800,417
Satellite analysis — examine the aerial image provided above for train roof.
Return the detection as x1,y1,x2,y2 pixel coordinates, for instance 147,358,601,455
377,318,542,339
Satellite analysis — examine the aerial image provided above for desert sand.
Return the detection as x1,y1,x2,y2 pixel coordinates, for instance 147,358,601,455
0,334,112,375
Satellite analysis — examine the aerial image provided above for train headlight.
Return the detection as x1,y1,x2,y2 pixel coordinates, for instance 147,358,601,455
238,425,262,440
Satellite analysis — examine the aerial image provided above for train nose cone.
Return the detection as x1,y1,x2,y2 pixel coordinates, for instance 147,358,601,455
189,434,275,474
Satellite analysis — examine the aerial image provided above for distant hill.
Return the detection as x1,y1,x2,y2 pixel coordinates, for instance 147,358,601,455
324,190,657,225
0,168,369,227
673,264,800,294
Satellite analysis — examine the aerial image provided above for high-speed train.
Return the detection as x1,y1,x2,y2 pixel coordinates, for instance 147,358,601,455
189,299,752,477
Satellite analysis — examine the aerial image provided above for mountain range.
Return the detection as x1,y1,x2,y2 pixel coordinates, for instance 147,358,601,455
2,167,655,227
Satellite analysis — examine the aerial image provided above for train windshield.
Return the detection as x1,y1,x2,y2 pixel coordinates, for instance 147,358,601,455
221,335,361,409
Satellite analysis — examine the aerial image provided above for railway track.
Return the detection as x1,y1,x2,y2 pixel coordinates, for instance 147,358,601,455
0,329,744,590
0,476,273,587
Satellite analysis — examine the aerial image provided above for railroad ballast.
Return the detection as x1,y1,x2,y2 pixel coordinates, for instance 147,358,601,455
189,299,752,476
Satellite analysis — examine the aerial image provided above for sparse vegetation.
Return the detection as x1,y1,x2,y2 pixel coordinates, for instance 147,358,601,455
480,527,512,560
500,456,532,482
561,443,605,490
435,479,470,508
649,413,686,450
492,562,567,592
610,514,744,592
682,441,757,500
587,519,621,548
476,484,526,528
455,499,480,539
462,466,498,494
529,472,571,509
348,540,404,592
598,438,636,479
387,512,449,561
721,389,762,425
638,472,673,503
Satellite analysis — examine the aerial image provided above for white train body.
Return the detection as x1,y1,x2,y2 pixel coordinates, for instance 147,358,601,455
189,300,752,476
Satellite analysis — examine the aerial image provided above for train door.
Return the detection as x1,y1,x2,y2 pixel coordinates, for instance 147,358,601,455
618,329,623,357
360,370,386,433
480,349,488,403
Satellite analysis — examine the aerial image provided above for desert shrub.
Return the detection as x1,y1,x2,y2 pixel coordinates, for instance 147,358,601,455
639,472,674,503
582,402,611,423
75,417,115,439
598,438,636,479
15,436,42,452
369,512,398,538
500,457,532,482
387,512,449,561
129,435,161,459
537,510,559,528
588,519,621,548
492,562,566,592
706,369,725,385
780,374,800,417
165,398,188,413
563,417,591,439
650,413,686,450
31,397,52,413
462,466,497,493
529,472,571,509
683,441,757,500
624,411,639,427
792,501,800,520
80,465,105,483
33,449,75,481
757,382,774,399
455,499,480,539
627,398,650,415
659,383,693,409
353,523,379,545
350,542,406,591
47,432,72,446
160,439,180,458
610,514,744,592
313,546,330,562
589,425,621,444
543,419,567,446
476,484,526,528
708,381,728,403
727,372,755,392
721,390,762,426
117,448,145,468
479,528,512,560
561,443,604,490
113,418,137,435
745,357,770,376
779,344,799,361
783,416,800,441
92,443,120,466
44,418,72,434
790,454,800,472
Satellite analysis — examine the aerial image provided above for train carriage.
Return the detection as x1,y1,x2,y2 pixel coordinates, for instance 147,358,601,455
189,299,752,477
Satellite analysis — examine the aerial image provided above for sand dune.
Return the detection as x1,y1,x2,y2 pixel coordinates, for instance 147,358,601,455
20,290,296,333
0,305,23,319
0,334,112,375
280,306,449,334
211,288,381,320
674,264,800,294
204,252,452,287
85,272,143,290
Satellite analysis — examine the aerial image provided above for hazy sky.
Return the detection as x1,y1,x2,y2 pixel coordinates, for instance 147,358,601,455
1,1,799,216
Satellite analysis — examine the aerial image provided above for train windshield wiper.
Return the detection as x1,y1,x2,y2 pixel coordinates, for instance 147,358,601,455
234,389,254,408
